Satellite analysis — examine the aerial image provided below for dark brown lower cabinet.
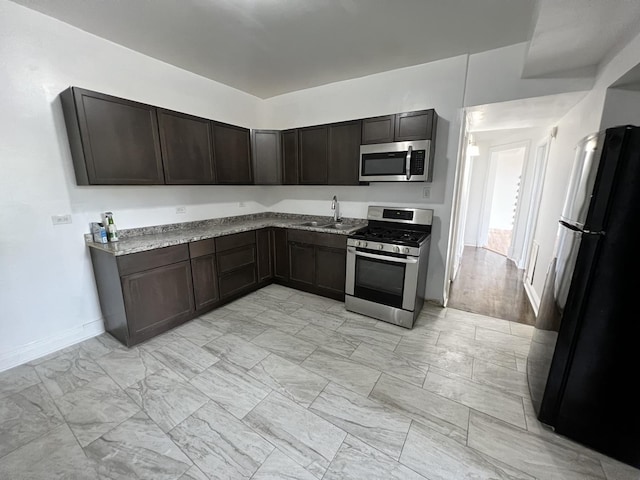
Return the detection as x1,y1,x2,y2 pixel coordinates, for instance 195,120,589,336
286,230,347,300
216,232,258,300
272,228,289,280
89,228,347,348
256,228,273,283
289,242,315,285
191,254,219,311
121,261,194,344
315,246,346,294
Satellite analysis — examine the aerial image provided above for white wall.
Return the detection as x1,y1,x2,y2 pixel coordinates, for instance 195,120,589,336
464,43,595,107
488,147,525,230
0,0,268,369
529,30,640,302
599,87,640,129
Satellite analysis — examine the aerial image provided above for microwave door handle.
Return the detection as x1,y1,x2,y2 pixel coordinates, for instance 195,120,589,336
405,146,413,180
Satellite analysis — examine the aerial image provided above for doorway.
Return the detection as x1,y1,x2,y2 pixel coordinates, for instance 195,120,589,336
480,144,527,258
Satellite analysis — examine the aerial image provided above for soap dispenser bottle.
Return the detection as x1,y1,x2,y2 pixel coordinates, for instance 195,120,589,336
105,212,119,242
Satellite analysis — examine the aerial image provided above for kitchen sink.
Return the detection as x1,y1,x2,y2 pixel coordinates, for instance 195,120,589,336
297,221,321,227
320,223,350,230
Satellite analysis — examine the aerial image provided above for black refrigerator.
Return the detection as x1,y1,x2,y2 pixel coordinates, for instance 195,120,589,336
527,124,640,468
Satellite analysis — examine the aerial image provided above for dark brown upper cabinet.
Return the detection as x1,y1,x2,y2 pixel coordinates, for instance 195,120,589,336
212,122,253,184
299,125,329,184
361,109,437,144
158,109,215,184
60,87,164,185
281,129,299,185
328,120,361,185
395,109,436,142
361,115,395,144
251,130,282,185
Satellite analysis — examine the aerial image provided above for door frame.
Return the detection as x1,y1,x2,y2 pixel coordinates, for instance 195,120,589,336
443,108,471,306
523,137,552,281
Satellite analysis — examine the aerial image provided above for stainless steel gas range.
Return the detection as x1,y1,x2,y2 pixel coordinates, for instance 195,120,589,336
345,206,433,329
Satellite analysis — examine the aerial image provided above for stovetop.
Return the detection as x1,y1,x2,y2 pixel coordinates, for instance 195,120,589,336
350,226,430,247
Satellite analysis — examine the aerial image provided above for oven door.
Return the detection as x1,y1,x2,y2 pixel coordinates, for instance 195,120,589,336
345,247,419,311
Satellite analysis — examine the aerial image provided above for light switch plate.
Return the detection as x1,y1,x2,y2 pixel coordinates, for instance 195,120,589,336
51,214,72,225
423,186,431,199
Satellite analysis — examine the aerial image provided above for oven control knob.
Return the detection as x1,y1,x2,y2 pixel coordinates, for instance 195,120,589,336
354,240,360,247
394,246,400,253
377,244,384,250
362,242,368,248
403,247,410,253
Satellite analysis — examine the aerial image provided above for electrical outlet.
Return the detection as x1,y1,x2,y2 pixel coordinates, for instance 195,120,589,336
51,214,72,225
423,186,431,199
176,206,186,214
238,201,246,208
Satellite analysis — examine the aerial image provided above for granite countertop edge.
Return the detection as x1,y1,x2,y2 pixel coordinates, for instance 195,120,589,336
86,214,367,256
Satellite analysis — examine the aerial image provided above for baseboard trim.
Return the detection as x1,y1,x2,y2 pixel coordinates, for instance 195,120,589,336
524,281,540,317
0,319,105,373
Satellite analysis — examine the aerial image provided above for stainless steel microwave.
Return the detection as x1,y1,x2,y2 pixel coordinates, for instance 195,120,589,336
359,140,431,182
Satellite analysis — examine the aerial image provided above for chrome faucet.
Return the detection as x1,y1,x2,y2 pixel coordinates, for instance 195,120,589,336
331,195,341,222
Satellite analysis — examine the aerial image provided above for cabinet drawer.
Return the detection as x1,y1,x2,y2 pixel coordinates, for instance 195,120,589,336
287,229,347,249
217,244,256,274
117,244,189,276
287,229,318,245
189,238,216,258
219,265,257,299
215,231,256,252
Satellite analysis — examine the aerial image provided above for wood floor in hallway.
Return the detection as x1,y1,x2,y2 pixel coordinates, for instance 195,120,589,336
448,246,536,325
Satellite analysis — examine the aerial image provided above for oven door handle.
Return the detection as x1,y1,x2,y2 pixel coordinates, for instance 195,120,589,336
405,145,413,180
348,247,418,264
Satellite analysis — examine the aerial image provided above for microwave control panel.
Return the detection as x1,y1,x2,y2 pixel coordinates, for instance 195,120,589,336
411,150,426,174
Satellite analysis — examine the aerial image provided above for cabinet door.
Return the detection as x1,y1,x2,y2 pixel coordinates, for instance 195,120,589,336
62,87,164,185
315,246,346,295
281,129,299,185
191,254,219,311
328,120,361,185
121,261,194,341
394,110,435,142
299,126,328,184
289,242,315,285
273,229,289,280
158,109,215,184
361,115,395,144
256,228,273,282
212,122,253,184
252,130,282,185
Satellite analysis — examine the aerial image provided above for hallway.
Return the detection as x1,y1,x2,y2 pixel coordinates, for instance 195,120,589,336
448,246,536,325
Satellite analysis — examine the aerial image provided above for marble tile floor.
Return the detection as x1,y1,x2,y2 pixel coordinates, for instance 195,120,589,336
1,284,638,480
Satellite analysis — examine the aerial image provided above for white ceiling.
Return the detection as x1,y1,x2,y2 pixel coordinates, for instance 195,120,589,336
10,0,536,98
523,0,640,78
10,0,640,100
466,91,589,133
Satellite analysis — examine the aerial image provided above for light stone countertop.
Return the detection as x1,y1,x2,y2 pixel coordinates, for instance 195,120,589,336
85,212,367,256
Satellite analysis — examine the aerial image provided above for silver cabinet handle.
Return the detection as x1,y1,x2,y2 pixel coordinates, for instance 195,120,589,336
405,145,413,180
348,246,418,264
